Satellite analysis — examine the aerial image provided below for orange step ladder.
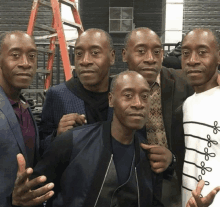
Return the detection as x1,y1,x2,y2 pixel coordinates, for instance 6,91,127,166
27,0,84,89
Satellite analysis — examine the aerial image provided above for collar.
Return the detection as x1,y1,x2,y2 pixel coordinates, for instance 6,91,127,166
8,94,29,110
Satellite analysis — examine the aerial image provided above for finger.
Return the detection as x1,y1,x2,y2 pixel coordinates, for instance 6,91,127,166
202,188,219,206
17,154,26,174
196,180,205,195
150,166,164,173
192,190,203,207
148,154,164,162
61,113,87,123
15,168,33,186
21,183,54,202
20,190,54,207
15,176,47,195
60,120,76,128
188,196,197,207
74,115,87,125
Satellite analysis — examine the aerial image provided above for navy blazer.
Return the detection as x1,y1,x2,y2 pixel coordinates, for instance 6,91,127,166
39,79,113,150
0,87,40,207
33,121,164,207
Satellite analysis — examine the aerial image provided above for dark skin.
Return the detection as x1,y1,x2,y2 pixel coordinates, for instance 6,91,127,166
182,29,220,93
0,33,37,101
57,30,115,136
122,28,172,173
12,71,150,205
109,72,150,144
182,29,220,207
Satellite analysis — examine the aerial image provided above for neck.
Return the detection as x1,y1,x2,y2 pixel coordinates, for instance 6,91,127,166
83,77,109,92
0,78,20,102
194,70,219,93
111,116,135,145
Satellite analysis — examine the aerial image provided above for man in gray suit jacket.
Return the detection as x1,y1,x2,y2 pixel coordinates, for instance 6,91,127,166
0,31,53,206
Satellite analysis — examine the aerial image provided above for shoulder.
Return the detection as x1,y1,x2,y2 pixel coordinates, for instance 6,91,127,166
161,67,185,81
47,82,68,94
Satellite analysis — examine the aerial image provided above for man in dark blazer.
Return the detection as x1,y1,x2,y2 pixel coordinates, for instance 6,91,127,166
38,28,115,150
0,31,53,206
12,71,164,207
122,27,194,206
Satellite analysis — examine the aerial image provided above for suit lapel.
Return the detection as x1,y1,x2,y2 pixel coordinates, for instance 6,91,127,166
0,88,28,160
160,69,174,148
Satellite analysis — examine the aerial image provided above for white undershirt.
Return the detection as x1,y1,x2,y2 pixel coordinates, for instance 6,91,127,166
182,86,220,207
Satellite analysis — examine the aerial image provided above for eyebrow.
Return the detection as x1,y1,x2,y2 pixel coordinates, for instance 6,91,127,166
121,87,150,93
8,47,37,53
182,44,209,50
75,45,103,50
134,43,162,49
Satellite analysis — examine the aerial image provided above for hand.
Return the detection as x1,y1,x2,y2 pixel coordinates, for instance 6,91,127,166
12,154,54,206
140,144,172,173
186,180,220,207
57,113,87,136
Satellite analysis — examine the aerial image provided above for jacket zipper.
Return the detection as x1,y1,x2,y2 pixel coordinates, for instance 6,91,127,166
94,154,113,207
135,167,140,207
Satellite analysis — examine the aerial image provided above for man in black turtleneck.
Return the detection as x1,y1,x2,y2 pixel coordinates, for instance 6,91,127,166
39,28,115,150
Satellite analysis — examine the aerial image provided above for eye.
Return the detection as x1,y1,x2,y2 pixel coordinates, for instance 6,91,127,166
182,50,190,57
138,49,145,54
11,53,20,58
91,50,100,55
154,49,161,55
75,51,83,56
199,50,207,55
141,93,149,100
124,93,132,99
29,53,37,59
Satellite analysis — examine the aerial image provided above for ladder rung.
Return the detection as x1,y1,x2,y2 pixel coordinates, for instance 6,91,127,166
22,89,45,93
62,19,81,29
37,68,51,74
71,65,75,70
34,33,58,40
37,47,53,54
39,0,52,8
35,23,56,33
59,0,76,8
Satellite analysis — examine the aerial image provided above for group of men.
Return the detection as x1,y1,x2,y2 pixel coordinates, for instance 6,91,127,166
0,26,219,207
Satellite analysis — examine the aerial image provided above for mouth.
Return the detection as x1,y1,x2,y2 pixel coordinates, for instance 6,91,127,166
80,70,95,74
16,73,32,77
129,113,144,118
141,68,157,72
187,69,203,74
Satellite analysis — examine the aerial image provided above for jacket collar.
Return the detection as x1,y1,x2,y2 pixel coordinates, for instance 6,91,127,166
160,67,174,148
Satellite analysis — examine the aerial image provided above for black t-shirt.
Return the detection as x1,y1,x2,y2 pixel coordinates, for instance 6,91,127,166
112,136,135,185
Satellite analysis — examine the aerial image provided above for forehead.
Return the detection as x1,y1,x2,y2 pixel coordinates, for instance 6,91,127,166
182,30,216,49
2,33,36,52
75,31,109,49
115,74,150,92
128,30,161,48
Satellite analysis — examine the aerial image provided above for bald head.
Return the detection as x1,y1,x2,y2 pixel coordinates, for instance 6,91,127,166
110,71,149,94
0,31,35,55
182,28,220,51
124,27,162,49
75,28,113,50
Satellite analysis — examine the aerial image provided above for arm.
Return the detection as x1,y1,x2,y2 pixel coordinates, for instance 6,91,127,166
152,173,164,207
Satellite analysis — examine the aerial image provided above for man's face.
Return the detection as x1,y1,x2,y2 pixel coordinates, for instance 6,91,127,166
74,31,115,91
0,33,37,90
182,30,220,92
122,30,164,85
109,73,150,130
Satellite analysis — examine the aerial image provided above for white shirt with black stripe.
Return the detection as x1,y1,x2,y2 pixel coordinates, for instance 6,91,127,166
182,86,220,207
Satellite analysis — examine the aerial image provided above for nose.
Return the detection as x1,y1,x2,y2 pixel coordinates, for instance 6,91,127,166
187,51,200,66
18,54,31,69
132,95,144,109
143,51,156,64
80,52,93,66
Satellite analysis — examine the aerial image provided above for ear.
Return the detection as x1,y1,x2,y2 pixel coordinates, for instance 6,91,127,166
110,50,115,66
108,92,114,108
122,48,127,63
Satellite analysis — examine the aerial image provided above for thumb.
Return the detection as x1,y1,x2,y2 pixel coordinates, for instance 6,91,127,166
140,143,158,150
17,153,26,174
